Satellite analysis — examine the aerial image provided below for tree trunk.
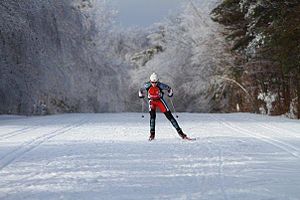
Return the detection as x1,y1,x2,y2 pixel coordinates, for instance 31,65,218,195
280,68,290,114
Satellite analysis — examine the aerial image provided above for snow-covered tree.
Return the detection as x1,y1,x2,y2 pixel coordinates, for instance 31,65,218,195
128,0,231,112
0,0,133,114
1,0,245,115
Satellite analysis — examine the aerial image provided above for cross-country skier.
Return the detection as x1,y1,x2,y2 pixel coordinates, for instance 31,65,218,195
139,72,193,141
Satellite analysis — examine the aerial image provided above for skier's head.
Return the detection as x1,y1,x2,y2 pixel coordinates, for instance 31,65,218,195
150,73,158,83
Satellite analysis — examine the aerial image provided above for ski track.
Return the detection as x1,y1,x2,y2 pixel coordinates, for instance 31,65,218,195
205,137,229,200
0,117,87,199
212,115,300,159
243,114,300,138
0,126,40,140
0,118,86,171
0,116,71,140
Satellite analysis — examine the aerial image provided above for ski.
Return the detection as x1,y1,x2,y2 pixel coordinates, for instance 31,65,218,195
147,137,196,141
183,136,196,141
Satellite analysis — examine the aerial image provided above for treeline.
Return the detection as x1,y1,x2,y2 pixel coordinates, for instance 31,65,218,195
0,0,247,115
211,0,300,118
4,0,299,117
0,0,138,114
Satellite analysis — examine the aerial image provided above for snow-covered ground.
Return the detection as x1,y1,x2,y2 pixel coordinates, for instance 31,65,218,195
0,113,300,200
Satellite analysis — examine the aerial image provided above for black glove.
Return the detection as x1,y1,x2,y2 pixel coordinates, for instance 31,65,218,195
138,90,145,98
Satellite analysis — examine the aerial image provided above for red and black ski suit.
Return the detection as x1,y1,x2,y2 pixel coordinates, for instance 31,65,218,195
139,81,186,138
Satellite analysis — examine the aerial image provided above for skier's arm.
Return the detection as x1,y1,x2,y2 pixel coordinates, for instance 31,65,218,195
138,82,151,98
158,82,173,97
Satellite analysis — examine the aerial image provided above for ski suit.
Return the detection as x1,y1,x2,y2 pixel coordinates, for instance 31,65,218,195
139,81,185,137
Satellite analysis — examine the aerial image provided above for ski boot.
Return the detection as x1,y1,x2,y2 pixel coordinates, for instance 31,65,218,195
149,132,155,141
178,130,196,141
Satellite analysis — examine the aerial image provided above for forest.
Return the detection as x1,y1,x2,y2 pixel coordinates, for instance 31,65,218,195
212,0,300,118
1,0,299,119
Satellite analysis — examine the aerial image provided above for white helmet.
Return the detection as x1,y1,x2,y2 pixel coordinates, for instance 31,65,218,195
150,73,158,82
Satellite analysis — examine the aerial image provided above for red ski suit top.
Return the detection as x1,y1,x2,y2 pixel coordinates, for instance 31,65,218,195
140,81,171,113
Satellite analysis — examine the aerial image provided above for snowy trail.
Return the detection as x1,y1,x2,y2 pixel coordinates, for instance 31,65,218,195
212,115,300,159
0,118,86,170
0,113,300,200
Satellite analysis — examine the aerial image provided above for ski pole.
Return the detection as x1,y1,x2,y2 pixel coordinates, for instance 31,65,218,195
141,99,145,118
169,98,179,118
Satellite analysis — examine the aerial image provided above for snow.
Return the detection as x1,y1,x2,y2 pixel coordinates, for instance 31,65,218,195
0,113,300,200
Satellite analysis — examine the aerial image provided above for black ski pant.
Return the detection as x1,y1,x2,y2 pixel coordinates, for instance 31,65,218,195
150,110,182,134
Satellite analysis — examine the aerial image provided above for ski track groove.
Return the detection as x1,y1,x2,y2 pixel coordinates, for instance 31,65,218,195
217,149,229,200
0,119,86,171
0,116,69,141
243,115,300,139
0,126,39,140
212,115,300,159
206,138,229,200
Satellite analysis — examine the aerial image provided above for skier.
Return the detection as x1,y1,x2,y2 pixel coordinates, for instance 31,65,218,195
139,72,193,141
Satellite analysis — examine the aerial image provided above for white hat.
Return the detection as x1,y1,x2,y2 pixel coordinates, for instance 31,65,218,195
150,73,158,82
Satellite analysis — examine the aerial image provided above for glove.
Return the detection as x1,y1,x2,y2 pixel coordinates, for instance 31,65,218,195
138,90,145,98
167,89,173,97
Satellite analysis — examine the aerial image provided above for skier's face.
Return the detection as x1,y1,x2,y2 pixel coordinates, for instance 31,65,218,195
151,81,157,86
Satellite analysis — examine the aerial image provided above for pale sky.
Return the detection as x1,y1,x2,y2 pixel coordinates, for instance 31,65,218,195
110,0,183,27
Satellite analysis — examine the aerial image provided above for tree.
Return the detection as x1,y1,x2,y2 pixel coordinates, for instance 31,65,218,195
211,0,300,118
128,0,231,112
0,0,130,114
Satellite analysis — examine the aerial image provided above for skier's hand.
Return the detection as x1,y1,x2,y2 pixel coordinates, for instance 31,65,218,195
167,89,173,97
138,90,145,98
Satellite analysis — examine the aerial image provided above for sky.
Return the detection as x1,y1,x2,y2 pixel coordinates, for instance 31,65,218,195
110,0,183,27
